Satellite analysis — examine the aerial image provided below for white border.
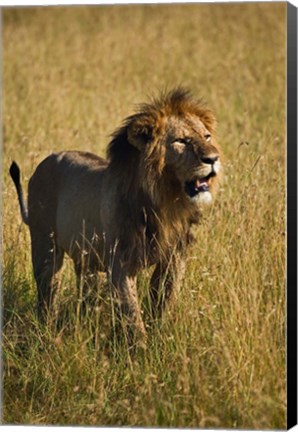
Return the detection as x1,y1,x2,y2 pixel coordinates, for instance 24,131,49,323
1,0,296,431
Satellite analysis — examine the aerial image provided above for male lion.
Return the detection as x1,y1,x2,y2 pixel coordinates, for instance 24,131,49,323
10,88,221,347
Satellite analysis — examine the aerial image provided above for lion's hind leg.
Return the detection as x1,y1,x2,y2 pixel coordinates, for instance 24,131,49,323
31,231,65,322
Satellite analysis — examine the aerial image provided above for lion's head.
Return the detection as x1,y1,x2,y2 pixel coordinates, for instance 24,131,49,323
108,88,221,209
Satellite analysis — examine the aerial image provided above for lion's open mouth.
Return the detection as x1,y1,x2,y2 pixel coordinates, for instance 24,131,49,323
184,172,216,198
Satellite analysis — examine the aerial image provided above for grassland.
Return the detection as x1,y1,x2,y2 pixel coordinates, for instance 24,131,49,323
2,3,286,428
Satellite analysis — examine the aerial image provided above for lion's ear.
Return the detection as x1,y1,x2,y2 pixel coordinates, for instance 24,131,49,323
127,117,153,150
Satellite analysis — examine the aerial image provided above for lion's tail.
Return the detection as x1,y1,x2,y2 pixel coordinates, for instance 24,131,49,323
9,161,29,226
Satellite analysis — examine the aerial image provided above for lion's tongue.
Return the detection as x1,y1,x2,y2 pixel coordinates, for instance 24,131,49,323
195,178,208,190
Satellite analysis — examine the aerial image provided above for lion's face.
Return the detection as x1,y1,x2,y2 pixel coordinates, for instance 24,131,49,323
164,114,221,205
109,88,221,207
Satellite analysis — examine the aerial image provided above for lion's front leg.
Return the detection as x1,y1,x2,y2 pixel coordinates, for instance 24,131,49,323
149,254,186,319
110,263,147,349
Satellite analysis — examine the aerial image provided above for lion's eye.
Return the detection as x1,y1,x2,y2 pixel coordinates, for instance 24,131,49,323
172,140,187,153
175,137,192,144
205,134,211,142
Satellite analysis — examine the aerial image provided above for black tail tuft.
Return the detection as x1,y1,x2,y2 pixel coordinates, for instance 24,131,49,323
10,161,20,185
9,161,29,225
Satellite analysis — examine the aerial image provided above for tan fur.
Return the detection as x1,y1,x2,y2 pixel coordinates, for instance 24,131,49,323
10,88,221,348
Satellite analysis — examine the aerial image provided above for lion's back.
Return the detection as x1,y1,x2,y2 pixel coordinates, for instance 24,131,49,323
56,150,108,170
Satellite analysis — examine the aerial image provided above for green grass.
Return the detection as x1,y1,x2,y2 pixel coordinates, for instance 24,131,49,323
2,3,286,428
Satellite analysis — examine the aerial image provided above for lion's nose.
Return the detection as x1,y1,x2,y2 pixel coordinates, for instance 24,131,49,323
201,154,219,165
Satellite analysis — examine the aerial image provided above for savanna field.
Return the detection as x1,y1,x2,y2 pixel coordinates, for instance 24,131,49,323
2,3,286,428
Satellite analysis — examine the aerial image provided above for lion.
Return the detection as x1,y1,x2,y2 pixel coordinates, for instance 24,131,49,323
10,88,221,347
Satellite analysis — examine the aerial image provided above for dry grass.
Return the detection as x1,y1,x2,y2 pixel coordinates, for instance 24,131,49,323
2,3,286,428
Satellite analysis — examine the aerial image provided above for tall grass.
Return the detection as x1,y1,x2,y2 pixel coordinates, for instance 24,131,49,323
2,3,286,428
